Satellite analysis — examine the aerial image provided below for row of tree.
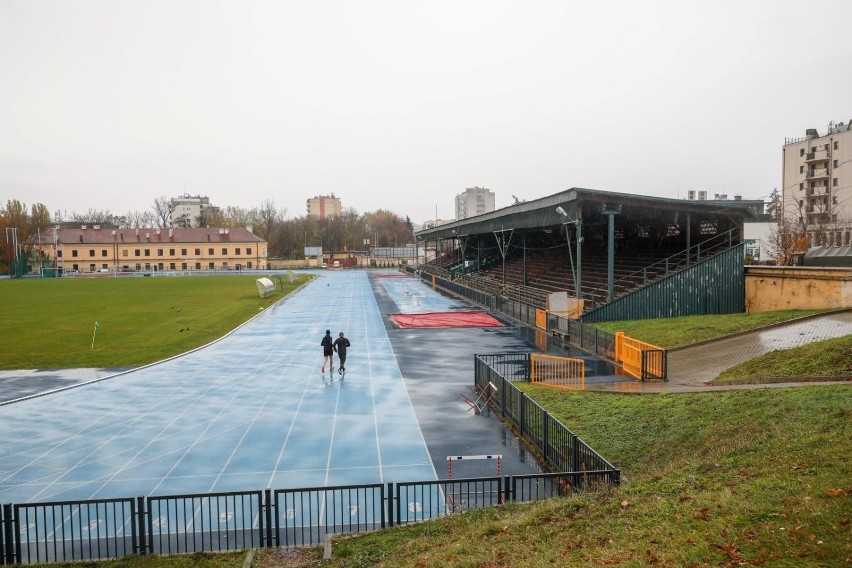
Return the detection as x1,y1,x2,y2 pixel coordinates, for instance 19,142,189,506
1,197,416,272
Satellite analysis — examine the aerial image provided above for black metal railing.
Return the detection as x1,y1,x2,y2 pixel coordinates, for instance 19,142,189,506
474,354,620,477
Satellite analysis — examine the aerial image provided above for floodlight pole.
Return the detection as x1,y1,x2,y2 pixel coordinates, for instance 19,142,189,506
556,207,582,299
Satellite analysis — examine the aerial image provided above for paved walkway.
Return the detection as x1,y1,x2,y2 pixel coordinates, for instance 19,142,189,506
584,310,852,393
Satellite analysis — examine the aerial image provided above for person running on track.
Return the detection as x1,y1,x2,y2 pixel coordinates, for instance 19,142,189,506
333,332,351,374
321,329,334,373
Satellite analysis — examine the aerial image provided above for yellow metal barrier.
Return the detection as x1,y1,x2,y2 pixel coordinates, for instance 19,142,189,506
530,354,586,390
535,308,547,330
535,303,585,332
614,332,665,380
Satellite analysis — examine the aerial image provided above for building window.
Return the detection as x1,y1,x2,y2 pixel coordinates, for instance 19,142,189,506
799,148,804,156
72,250,78,257
144,249,150,257
247,248,252,255
799,183,803,191
181,262,187,270
834,159,839,168
181,248,187,255
157,249,163,256
834,178,838,187
89,249,95,257
169,262,176,270
195,248,201,255
196,262,201,270
89,264,96,272
208,262,215,269
834,141,839,150
208,248,214,255
122,250,128,257
799,165,803,173
235,248,241,255
57,250,63,258
168,248,174,255
101,250,107,257
222,248,227,255
824,144,830,151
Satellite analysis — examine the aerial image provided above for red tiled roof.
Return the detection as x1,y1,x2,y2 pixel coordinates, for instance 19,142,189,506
39,227,265,245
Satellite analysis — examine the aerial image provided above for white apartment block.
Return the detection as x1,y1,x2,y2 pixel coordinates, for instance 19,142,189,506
782,120,852,246
170,194,218,228
455,186,495,220
306,194,342,219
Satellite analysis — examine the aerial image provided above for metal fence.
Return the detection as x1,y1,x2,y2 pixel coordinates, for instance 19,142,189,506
1,465,617,565
475,354,621,477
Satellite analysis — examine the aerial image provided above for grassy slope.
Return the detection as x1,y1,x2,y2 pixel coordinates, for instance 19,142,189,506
327,385,851,567
593,310,852,381
590,310,829,349
0,275,310,369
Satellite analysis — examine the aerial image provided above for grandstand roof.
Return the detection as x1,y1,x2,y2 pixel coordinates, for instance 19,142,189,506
415,187,756,240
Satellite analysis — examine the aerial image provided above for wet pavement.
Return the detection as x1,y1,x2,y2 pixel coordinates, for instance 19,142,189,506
1,273,848,506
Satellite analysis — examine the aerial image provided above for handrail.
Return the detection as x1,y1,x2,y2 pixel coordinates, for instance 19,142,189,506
582,227,739,301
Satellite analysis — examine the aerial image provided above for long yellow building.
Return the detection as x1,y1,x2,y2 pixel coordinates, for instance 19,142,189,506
38,225,268,273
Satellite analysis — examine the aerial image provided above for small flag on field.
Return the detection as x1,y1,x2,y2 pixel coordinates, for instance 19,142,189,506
92,321,100,349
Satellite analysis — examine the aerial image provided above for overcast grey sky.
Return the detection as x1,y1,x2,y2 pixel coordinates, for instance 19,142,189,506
2,0,851,224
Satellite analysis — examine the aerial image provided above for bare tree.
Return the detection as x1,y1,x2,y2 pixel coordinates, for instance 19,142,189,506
124,210,153,228
255,199,286,241
71,209,119,225
151,196,172,228
766,216,810,266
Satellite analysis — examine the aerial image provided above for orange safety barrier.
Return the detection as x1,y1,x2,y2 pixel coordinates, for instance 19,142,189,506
535,303,585,332
530,354,586,390
535,308,547,330
614,332,666,380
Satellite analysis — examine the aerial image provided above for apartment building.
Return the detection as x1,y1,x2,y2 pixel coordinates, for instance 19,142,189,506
782,121,852,246
169,194,219,227
306,194,342,219
455,186,495,220
39,225,267,273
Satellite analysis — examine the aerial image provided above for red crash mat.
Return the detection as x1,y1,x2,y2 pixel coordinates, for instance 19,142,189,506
390,311,504,328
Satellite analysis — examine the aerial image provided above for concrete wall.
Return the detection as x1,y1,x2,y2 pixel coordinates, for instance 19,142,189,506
745,266,852,312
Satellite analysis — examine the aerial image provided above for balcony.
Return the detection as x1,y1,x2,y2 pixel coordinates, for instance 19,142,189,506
806,168,830,179
804,150,829,163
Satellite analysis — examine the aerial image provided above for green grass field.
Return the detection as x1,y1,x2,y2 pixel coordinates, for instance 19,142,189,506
0,275,310,370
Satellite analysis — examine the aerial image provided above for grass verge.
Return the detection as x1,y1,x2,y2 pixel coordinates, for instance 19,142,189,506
325,385,851,567
715,334,852,383
590,310,830,349
0,275,310,369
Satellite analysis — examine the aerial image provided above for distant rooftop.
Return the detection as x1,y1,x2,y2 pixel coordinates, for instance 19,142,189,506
784,120,852,145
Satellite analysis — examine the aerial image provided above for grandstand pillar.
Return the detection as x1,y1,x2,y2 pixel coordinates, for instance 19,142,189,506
604,205,621,303
608,212,615,302
522,233,527,286
576,218,583,300
686,213,692,266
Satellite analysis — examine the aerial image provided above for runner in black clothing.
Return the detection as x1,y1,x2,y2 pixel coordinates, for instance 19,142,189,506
333,332,351,374
321,329,334,373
